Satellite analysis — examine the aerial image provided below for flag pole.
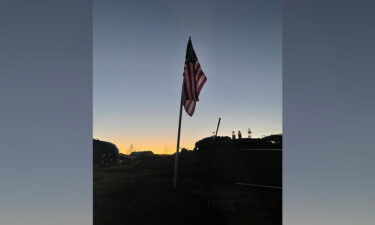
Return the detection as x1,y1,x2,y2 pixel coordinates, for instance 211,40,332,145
173,87,183,189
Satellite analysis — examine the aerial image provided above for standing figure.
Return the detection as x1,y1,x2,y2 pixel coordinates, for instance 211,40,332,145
232,131,236,139
238,131,242,139
248,128,252,138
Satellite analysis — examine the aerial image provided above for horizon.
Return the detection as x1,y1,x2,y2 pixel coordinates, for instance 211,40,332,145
94,0,282,154
94,132,283,154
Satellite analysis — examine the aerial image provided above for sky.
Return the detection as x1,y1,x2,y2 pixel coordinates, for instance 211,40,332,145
94,0,281,154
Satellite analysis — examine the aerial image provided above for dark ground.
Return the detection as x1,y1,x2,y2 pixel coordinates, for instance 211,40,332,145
94,155,281,225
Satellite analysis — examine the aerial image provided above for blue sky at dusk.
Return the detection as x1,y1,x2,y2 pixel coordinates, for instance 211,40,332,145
94,0,281,153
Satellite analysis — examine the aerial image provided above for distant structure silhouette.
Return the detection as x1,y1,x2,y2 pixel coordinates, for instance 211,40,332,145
130,151,154,158
232,131,236,139
248,128,252,138
238,131,242,139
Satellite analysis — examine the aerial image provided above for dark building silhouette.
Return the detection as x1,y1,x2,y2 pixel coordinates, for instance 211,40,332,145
130,151,154,158
194,134,282,187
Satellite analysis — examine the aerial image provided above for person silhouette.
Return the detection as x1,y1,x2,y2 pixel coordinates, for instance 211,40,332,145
238,131,242,139
232,131,236,139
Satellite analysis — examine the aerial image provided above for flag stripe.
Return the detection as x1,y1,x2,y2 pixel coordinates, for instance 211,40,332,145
184,100,196,116
190,62,197,100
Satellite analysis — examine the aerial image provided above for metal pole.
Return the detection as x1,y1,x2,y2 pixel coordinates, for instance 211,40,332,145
173,89,183,189
215,117,221,137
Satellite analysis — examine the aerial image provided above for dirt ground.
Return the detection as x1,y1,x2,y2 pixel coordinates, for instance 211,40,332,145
94,155,281,225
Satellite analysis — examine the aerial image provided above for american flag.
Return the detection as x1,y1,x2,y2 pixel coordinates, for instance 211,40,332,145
182,37,207,116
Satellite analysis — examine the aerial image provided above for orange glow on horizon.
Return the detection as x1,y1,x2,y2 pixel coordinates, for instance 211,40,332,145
115,141,195,155
94,129,281,155
94,137,196,155
94,119,281,155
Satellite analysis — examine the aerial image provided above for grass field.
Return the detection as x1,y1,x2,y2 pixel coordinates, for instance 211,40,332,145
94,155,281,225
